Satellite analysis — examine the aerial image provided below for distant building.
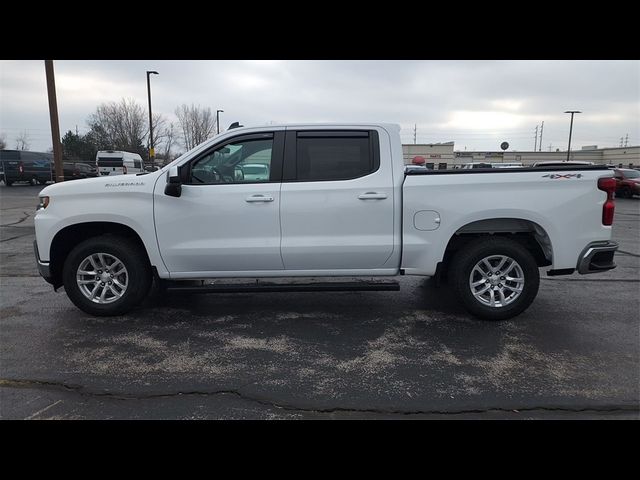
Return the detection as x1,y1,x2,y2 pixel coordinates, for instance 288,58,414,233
402,142,454,168
402,143,640,168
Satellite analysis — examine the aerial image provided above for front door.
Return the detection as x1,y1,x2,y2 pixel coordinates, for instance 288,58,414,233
154,132,285,275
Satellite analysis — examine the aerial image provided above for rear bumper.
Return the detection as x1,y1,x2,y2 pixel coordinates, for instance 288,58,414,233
33,240,53,284
577,241,618,274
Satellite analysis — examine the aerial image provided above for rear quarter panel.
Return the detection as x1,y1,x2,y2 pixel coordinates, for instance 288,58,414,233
402,169,614,275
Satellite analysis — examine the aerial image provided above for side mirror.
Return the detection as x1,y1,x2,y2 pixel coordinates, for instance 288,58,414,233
164,165,182,197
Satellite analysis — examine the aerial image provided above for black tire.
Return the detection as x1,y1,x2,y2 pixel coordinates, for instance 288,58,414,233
62,235,152,316
449,236,540,321
621,187,632,199
5,181,12,186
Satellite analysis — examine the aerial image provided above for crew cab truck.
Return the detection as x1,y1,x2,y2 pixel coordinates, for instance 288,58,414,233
33,123,618,320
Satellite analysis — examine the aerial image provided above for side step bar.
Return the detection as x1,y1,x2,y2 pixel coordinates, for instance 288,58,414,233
165,281,400,294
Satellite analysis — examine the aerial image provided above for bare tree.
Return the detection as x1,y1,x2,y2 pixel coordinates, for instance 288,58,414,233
88,98,147,156
175,104,216,151
0,133,7,150
15,130,31,150
159,122,176,162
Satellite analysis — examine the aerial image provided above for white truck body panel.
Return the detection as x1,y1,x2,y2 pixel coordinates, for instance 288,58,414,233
401,170,611,275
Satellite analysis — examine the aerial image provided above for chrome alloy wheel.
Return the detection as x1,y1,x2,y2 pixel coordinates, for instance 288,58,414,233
468,255,524,308
76,253,128,304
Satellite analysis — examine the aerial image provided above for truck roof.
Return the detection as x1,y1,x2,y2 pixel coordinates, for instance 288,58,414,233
223,122,401,131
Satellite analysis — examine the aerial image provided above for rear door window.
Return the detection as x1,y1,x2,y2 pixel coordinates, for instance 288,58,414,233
293,131,377,182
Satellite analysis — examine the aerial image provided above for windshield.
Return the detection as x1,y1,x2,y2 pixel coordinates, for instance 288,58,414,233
623,170,640,178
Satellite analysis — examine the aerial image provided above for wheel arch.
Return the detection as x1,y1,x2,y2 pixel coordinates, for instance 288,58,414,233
49,221,151,289
440,218,553,276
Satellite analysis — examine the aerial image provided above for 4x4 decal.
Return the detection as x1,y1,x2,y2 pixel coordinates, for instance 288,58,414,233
542,173,583,179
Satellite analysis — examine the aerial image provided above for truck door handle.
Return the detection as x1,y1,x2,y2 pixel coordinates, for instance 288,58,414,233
245,195,274,203
358,192,388,200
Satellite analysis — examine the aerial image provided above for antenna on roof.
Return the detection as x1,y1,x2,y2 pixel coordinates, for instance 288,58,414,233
228,122,243,130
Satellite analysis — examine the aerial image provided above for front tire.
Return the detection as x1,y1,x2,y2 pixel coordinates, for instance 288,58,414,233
449,236,540,321
62,235,152,316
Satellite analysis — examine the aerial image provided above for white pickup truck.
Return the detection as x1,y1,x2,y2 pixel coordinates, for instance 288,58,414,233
34,123,618,320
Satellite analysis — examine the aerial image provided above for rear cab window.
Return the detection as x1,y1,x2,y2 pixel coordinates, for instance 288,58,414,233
284,130,380,182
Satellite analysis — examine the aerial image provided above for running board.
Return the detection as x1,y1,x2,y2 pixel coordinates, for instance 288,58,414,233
165,280,400,294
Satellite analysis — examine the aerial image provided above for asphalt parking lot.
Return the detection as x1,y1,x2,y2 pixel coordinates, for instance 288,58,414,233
1,182,638,419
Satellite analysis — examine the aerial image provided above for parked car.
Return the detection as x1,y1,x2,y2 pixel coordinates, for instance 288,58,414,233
613,168,640,198
34,123,618,320
75,162,98,178
56,162,97,181
240,163,270,182
532,161,594,167
1,150,53,186
461,162,523,169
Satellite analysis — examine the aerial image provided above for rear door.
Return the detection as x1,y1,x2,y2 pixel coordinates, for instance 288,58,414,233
279,129,395,271
97,155,124,176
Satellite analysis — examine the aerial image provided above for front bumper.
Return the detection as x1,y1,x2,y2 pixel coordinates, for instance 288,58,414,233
33,240,53,284
577,241,618,274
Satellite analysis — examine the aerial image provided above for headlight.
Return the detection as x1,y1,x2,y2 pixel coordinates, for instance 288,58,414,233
37,196,50,210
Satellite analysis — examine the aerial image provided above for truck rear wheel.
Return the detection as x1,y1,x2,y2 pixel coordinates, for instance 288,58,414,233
449,236,540,321
62,235,152,316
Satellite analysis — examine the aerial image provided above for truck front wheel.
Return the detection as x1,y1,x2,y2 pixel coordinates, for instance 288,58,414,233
62,235,152,316
449,237,540,321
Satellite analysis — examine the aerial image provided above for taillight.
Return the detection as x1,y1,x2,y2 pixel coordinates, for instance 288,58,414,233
123,165,127,174
18,163,23,174
598,177,616,226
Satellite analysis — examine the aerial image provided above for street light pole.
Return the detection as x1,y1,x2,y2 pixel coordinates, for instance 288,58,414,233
564,110,581,162
146,70,159,167
216,109,224,134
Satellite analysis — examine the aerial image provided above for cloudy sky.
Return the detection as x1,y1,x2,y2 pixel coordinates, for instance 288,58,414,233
1,60,638,153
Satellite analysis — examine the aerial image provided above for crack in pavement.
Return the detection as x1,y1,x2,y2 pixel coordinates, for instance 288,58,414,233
617,250,640,258
0,233,34,243
542,277,639,283
2,378,638,417
0,211,32,227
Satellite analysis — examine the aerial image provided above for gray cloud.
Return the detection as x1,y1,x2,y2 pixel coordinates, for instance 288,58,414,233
0,60,638,152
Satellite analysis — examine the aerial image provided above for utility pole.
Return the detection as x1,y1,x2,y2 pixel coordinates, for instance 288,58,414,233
75,125,78,136
146,70,159,168
538,121,544,152
624,133,629,147
45,60,64,183
548,143,553,152
534,125,538,151
620,137,624,147
564,110,581,161
413,124,417,144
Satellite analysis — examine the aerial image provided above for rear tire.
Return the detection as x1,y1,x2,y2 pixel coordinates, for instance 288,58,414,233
449,236,540,321
62,235,152,316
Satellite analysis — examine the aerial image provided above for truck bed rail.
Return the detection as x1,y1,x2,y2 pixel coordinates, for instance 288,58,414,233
405,165,610,175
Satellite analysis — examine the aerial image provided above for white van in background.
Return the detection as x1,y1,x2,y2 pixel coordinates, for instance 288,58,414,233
96,151,144,176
